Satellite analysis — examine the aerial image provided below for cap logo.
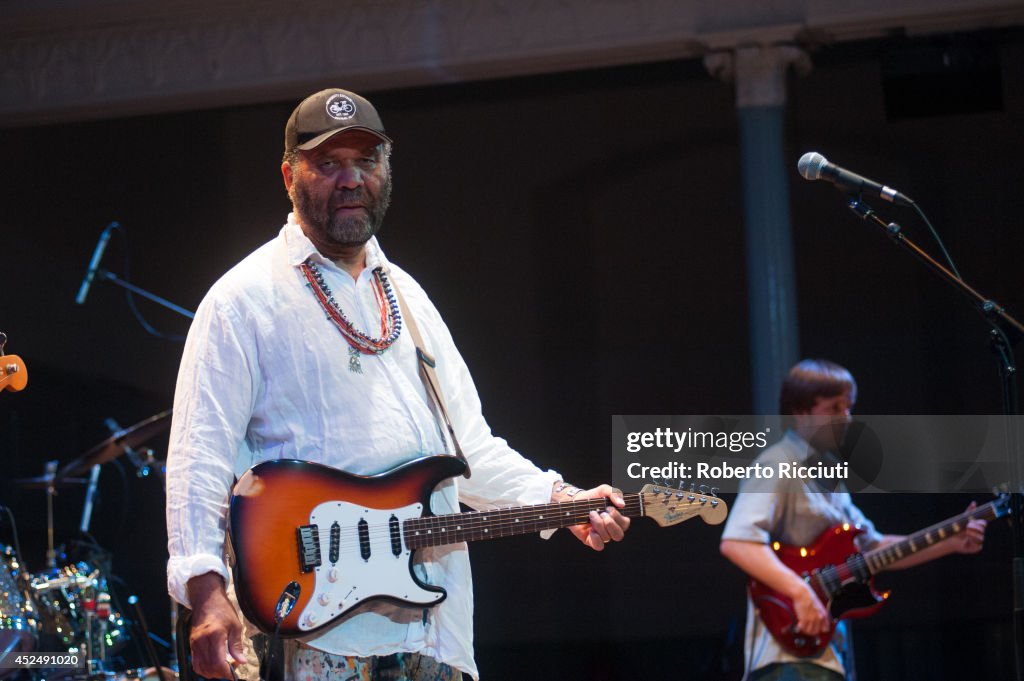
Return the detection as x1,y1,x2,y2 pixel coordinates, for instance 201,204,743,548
325,93,357,121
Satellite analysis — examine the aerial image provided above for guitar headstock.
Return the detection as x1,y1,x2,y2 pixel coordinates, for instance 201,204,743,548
992,492,1012,519
1,354,27,392
640,484,728,526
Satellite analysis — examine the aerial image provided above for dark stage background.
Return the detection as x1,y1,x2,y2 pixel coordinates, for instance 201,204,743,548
2,29,1022,680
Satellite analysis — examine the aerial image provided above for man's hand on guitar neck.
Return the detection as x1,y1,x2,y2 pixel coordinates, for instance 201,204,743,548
879,500,988,570
550,482,631,551
952,501,987,554
187,572,247,680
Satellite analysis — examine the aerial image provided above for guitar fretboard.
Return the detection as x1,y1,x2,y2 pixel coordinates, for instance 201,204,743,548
863,497,1007,573
404,495,645,548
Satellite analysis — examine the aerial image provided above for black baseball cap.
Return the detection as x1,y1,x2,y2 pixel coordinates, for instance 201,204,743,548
284,88,391,152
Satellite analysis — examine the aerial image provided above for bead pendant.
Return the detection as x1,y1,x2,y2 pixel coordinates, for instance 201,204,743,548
348,345,363,373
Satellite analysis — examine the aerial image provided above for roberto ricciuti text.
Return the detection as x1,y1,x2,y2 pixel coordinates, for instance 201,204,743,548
626,460,849,481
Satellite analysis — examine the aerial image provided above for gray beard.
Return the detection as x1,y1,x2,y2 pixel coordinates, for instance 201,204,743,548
291,179,392,247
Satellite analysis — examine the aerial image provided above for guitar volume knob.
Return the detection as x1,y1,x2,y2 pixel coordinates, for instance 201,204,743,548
318,593,330,606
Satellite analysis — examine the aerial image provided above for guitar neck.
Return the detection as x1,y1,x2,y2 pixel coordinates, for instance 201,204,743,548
404,494,643,549
863,497,1007,573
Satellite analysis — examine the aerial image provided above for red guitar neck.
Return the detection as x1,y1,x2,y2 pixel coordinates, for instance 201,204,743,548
862,497,1008,573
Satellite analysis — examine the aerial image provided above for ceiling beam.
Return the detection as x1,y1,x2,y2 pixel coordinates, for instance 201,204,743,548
2,0,1021,127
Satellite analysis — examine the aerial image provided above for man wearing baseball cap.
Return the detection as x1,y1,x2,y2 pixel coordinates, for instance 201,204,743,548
165,88,630,681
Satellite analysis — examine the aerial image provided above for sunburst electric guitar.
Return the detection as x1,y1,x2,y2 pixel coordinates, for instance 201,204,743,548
228,456,727,636
749,494,1010,657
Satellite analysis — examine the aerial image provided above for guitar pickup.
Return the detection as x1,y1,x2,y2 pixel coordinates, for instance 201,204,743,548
389,515,402,557
329,522,341,564
297,524,322,573
358,518,371,561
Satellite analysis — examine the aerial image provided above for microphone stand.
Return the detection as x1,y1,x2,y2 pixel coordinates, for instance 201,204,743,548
91,269,196,320
847,198,1024,680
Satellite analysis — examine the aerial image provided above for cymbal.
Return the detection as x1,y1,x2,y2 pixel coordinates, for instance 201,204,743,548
13,474,87,489
58,410,172,479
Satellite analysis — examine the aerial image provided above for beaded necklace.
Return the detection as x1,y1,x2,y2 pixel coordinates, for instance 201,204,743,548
299,259,403,373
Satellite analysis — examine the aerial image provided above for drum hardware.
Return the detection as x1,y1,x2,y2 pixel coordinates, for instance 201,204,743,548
126,597,163,680
79,590,113,676
56,411,171,481
5,412,176,679
11,477,87,489
0,506,36,678
30,565,101,594
11,460,77,577
117,666,177,681
100,419,163,480
0,544,38,679
5,481,129,675
166,601,177,675
31,560,128,659
80,465,103,536
44,461,60,572
15,411,172,492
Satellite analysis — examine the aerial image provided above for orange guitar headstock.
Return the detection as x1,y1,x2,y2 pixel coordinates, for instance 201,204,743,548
640,484,728,526
1,332,27,392
0,329,27,391
1,354,27,392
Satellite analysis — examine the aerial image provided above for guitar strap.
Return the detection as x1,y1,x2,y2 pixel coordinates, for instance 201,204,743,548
389,270,471,479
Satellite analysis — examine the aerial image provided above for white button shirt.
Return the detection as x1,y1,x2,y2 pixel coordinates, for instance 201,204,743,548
166,216,561,679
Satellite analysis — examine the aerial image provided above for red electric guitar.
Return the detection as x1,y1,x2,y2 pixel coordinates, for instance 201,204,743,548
749,494,1010,657
228,456,728,636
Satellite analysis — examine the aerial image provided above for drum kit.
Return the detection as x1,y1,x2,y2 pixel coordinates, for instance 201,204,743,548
2,404,177,681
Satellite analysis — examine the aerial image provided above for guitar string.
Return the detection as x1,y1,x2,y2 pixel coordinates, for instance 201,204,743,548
864,497,999,569
296,494,713,553
865,499,1002,570
404,498,650,543
307,498,648,550
304,490,716,547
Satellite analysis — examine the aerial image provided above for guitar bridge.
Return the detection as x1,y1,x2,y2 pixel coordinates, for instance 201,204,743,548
297,524,322,573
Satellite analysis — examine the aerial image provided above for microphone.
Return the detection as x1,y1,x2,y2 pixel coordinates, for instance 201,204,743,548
75,222,118,305
797,153,914,207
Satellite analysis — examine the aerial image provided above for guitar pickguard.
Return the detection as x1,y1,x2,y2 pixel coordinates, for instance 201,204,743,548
295,500,445,631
